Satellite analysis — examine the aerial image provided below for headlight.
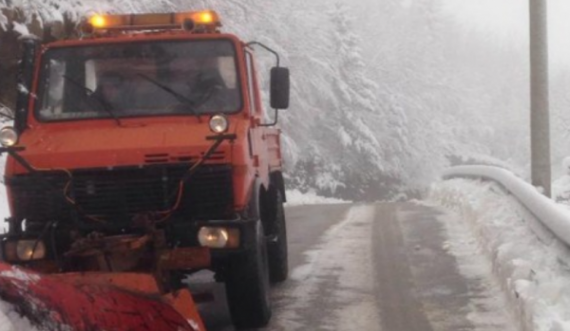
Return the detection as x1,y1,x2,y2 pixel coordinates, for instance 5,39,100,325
209,115,229,133
4,240,46,261
198,227,228,248
198,227,240,249
0,127,18,147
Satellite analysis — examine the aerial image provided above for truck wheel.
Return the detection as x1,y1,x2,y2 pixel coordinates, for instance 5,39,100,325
225,220,271,329
268,191,288,283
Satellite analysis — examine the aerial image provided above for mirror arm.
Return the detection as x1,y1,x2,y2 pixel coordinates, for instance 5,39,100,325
258,109,279,127
246,41,287,126
246,41,280,67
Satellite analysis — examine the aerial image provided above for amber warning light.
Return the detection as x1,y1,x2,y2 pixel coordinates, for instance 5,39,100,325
84,10,222,33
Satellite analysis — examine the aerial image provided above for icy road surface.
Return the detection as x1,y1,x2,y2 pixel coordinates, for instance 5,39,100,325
194,203,518,331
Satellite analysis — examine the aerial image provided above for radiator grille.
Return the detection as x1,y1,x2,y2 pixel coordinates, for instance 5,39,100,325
6,164,234,226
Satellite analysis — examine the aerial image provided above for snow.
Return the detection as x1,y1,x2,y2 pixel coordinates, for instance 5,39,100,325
10,22,29,37
436,208,519,330
553,174,570,205
553,157,570,205
0,269,40,283
273,205,381,330
284,189,351,206
0,0,175,30
2,0,570,328
2,0,569,201
443,165,570,247
0,12,7,30
429,178,570,331
187,319,200,330
0,301,40,331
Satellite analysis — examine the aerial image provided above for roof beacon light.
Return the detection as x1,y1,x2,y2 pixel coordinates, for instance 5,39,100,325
84,10,221,34
89,15,107,28
196,11,214,24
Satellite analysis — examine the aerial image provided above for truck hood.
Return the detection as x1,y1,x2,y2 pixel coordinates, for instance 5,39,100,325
12,121,238,172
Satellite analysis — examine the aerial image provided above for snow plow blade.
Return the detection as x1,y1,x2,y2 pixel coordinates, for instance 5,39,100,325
0,262,205,331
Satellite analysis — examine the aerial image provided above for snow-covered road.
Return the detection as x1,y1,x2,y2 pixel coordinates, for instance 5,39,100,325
431,178,570,331
2,185,556,331
195,202,518,331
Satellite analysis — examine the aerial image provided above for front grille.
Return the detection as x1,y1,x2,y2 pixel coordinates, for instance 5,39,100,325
6,164,234,226
144,153,170,164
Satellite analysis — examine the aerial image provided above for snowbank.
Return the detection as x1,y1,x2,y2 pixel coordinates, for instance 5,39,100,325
443,165,570,246
429,178,570,331
553,157,570,205
552,174,570,205
284,189,351,206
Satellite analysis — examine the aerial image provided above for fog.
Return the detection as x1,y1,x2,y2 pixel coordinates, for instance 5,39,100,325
2,0,570,199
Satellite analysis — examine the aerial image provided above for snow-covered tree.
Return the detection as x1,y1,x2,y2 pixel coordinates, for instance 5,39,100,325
292,2,407,199
0,0,176,109
2,0,564,201
0,0,174,28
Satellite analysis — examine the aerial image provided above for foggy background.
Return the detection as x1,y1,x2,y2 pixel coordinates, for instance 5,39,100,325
1,0,570,201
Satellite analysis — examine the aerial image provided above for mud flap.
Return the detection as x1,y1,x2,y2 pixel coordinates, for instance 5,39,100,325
0,262,205,331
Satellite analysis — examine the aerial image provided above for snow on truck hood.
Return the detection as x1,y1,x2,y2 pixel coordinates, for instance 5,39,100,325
12,120,238,171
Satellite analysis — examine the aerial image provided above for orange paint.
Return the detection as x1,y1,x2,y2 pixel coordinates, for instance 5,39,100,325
2,12,287,330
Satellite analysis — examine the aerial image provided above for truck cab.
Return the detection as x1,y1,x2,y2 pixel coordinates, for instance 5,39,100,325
0,10,289,329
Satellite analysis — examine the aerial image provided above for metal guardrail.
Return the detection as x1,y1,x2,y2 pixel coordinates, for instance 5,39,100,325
442,165,570,246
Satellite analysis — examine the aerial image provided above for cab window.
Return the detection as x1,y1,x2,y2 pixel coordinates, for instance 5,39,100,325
36,39,243,121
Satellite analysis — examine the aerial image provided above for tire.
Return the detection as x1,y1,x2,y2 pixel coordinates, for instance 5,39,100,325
268,191,288,283
225,220,272,329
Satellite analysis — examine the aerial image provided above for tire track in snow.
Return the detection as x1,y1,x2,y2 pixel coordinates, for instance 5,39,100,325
268,204,382,331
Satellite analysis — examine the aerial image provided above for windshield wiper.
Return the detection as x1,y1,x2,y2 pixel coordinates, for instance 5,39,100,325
136,73,202,122
61,75,123,127
0,103,14,121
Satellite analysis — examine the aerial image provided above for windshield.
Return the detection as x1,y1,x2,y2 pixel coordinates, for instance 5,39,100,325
36,39,242,121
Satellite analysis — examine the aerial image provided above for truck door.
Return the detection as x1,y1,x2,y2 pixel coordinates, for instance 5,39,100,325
244,51,270,186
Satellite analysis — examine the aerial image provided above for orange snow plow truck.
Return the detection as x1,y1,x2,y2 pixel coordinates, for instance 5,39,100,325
0,10,290,331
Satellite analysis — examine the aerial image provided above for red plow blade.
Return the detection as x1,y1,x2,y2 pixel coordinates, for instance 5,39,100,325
0,262,205,331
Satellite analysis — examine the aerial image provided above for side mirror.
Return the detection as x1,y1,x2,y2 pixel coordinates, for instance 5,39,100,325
270,67,290,110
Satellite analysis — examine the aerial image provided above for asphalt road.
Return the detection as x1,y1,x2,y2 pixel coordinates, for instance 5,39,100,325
190,202,517,331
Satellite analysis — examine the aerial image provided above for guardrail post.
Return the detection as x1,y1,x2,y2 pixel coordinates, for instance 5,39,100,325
529,0,551,197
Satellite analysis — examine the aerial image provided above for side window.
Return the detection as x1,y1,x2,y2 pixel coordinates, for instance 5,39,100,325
245,52,258,114
39,59,66,116
218,56,238,89
85,60,97,91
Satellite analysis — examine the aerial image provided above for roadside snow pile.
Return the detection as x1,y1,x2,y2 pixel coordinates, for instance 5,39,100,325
553,157,570,206
284,189,350,206
429,178,570,331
